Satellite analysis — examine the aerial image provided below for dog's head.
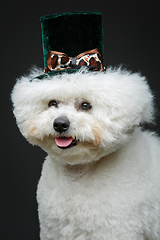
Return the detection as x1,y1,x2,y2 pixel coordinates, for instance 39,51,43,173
11,68,154,165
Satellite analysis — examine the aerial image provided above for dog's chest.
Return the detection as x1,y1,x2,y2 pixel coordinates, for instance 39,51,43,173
37,157,147,239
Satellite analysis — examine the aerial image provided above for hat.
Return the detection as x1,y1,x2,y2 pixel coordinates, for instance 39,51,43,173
34,11,105,80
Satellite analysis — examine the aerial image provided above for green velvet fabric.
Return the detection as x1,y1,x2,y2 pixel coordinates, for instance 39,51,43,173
40,12,104,69
30,69,89,82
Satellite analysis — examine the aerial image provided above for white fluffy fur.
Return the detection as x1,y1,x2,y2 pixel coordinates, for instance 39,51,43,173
11,68,160,239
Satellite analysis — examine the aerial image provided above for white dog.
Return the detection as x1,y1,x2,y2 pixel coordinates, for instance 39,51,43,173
11,67,160,240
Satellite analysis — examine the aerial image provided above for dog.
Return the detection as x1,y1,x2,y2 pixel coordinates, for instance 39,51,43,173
11,67,160,239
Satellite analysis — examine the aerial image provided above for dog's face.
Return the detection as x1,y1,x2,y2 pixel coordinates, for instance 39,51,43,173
11,69,154,165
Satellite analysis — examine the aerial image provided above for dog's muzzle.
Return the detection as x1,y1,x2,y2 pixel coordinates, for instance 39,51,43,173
53,117,78,149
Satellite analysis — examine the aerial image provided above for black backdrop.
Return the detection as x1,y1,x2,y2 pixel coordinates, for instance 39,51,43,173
1,1,160,239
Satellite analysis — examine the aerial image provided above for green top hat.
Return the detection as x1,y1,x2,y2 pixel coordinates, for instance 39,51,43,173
34,11,105,80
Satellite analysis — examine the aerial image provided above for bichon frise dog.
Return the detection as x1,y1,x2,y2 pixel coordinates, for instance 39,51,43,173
11,67,160,240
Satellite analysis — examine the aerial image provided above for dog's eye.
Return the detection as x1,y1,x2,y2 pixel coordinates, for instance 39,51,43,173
48,100,58,108
80,102,92,111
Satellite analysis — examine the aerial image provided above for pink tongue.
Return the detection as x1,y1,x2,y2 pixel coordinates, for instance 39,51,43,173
55,137,73,147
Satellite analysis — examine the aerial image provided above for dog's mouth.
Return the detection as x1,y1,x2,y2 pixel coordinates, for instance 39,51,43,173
55,137,78,149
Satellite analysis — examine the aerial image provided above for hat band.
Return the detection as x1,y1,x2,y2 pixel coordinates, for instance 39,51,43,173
44,48,105,73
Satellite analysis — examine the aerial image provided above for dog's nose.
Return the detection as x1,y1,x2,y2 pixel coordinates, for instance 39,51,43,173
53,117,70,133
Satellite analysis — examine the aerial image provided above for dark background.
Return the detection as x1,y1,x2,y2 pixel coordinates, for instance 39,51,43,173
1,1,160,239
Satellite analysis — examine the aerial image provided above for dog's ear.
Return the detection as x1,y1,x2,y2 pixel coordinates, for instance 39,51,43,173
120,71,154,126
11,68,44,139
98,69,155,127
119,70,154,126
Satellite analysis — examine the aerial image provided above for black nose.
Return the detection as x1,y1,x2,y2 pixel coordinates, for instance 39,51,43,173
53,117,70,133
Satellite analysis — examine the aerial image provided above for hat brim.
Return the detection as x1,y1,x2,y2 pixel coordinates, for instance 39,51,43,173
30,67,105,82
30,69,79,82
